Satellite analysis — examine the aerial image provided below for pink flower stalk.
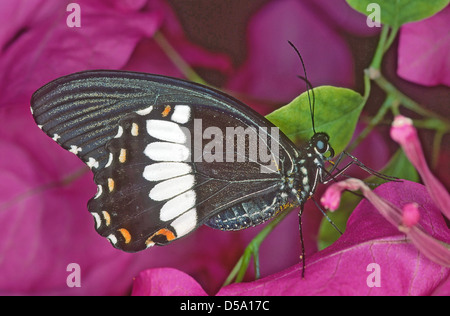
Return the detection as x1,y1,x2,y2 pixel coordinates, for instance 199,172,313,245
390,115,450,220
321,178,450,268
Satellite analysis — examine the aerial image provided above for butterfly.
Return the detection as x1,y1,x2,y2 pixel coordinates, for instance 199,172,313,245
31,68,331,250
30,48,393,260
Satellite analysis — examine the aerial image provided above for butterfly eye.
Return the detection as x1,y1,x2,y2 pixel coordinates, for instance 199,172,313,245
316,140,325,151
316,139,328,154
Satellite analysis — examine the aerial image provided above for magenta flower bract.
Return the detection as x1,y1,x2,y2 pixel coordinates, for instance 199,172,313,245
397,6,450,87
225,0,378,107
0,0,161,107
132,268,208,296
132,181,450,296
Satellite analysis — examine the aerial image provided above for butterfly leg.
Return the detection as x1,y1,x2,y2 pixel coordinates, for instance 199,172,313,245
325,150,347,176
299,204,306,279
311,197,343,234
323,151,398,184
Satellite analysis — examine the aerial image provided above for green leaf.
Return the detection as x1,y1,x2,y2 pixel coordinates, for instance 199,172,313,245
265,86,364,155
346,0,450,28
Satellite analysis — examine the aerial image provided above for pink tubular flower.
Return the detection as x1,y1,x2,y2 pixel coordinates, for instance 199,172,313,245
390,115,450,220
321,178,450,268
402,203,421,228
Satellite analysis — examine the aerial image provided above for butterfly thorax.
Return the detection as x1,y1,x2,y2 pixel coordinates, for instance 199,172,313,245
289,132,333,205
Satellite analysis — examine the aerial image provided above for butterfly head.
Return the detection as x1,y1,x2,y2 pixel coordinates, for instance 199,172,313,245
311,132,334,161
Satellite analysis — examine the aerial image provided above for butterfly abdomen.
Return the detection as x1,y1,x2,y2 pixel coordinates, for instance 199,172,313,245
205,192,290,230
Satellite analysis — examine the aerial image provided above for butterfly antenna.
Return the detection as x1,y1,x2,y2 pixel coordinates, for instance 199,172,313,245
288,41,316,134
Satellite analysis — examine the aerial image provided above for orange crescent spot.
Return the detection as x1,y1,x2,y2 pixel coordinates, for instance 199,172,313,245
131,123,139,136
158,228,176,241
161,105,171,117
145,228,176,247
119,148,127,163
118,228,131,244
107,178,114,192
102,211,111,226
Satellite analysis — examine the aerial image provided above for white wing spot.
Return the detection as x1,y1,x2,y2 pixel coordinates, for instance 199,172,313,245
94,185,103,199
114,126,123,138
147,119,187,144
160,190,196,221
136,105,153,116
171,208,197,238
69,145,82,154
91,213,101,229
171,105,191,124
149,174,195,201
107,234,118,245
143,162,192,182
105,153,113,168
86,157,99,169
144,142,190,162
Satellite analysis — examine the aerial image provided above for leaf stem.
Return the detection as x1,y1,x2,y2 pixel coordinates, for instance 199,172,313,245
0,166,89,211
362,69,372,102
370,25,390,70
153,31,208,85
383,26,399,53
373,74,449,125
432,131,444,168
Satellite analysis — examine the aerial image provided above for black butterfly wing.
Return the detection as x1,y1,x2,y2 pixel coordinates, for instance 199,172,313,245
31,70,299,252
31,70,237,169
